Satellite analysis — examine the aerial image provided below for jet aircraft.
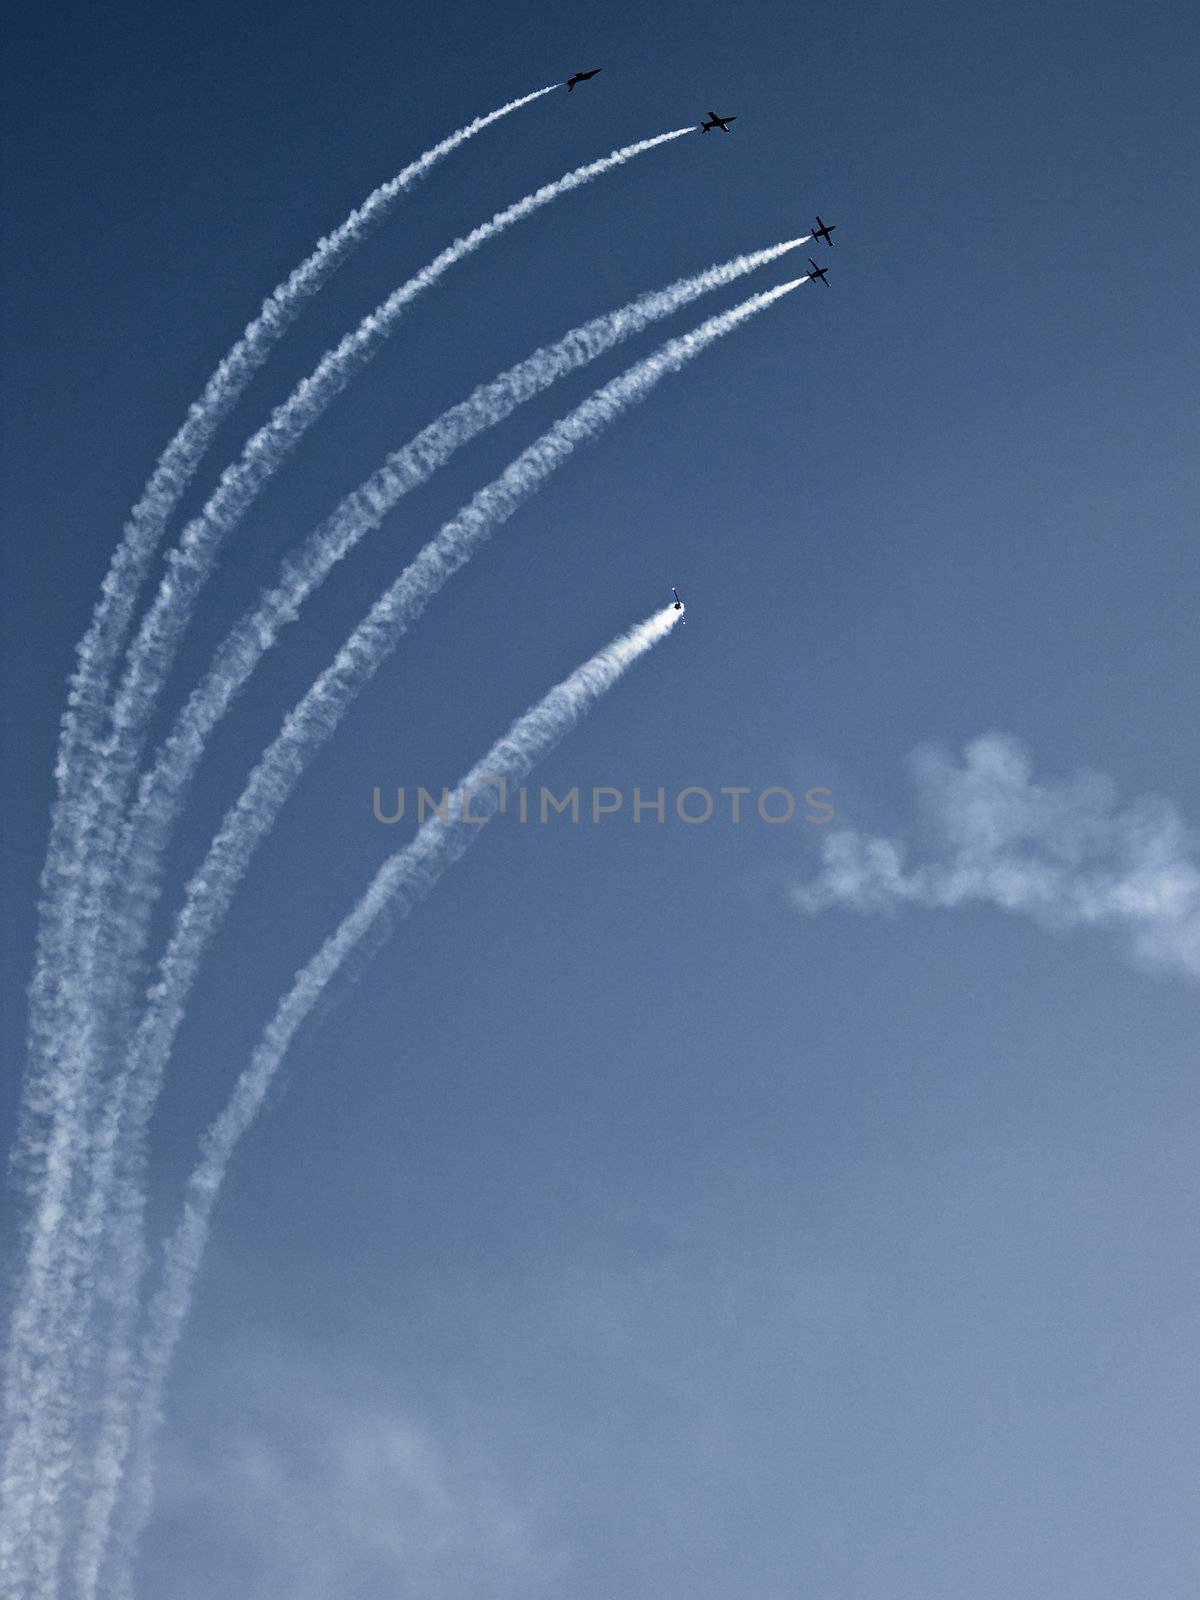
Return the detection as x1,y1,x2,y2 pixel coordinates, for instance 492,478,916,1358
700,112,736,133
812,215,837,246
807,259,830,287
566,69,602,91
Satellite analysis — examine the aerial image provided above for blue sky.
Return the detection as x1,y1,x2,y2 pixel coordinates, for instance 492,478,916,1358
3,0,1199,1595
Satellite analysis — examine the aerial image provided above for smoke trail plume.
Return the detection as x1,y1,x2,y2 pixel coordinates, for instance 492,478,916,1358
77,123,694,1052
109,238,806,1030
0,83,555,1597
100,125,696,838
2,117,684,1595
76,277,801,1592
108,604,683,1598
15,79,556,1216
116,278,804,1242
60,122,696,1228
22,77,555,1174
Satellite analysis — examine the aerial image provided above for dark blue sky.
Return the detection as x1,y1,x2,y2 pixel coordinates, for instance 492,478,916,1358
3,1,1199,1595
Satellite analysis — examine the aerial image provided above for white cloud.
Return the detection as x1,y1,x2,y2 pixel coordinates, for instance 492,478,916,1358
141,1219,867,1600
149,1350,567,1600
794,733,1200,978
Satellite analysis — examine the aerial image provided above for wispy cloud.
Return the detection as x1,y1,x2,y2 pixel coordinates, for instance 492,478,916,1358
138,1225,863,1600
151,1356,566,1600
794,733,1200,979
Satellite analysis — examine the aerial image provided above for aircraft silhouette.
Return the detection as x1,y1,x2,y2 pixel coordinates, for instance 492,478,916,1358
812,215,837,246
807,259,830,287
700,111,736,133
566,68,602,91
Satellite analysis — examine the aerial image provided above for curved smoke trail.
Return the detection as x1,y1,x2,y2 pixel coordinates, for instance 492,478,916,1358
100,127,695,833
69,247,803,1549
77,278,802,1591
69,122,695,1196
2,116,687,1596
0,82,556,1598
105,240,805,1045
107,603,683,1600
22,78,556,1188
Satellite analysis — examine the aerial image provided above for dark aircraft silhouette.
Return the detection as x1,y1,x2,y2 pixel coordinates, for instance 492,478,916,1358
566,69,602,91
807,259,830,287
812,215,837,246
672,586,686,622
700,111,736,133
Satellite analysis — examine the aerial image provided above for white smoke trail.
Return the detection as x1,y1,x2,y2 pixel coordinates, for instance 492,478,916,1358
76,277,802,1593
97,124,695,861
0,83,555,1597
21,79,556,1186
107,238,806,1026
71,243,805,1586
2,118,686,1595
14,79,557,1225
108,603,683,1600
118,278,803,1207
88,237,805,1181
16,194,745,1600
63,120,696,1254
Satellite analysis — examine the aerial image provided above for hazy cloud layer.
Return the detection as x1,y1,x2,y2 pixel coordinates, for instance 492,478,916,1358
153,1373,563,1600
141,1218,866,1600
794,733,1200,979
